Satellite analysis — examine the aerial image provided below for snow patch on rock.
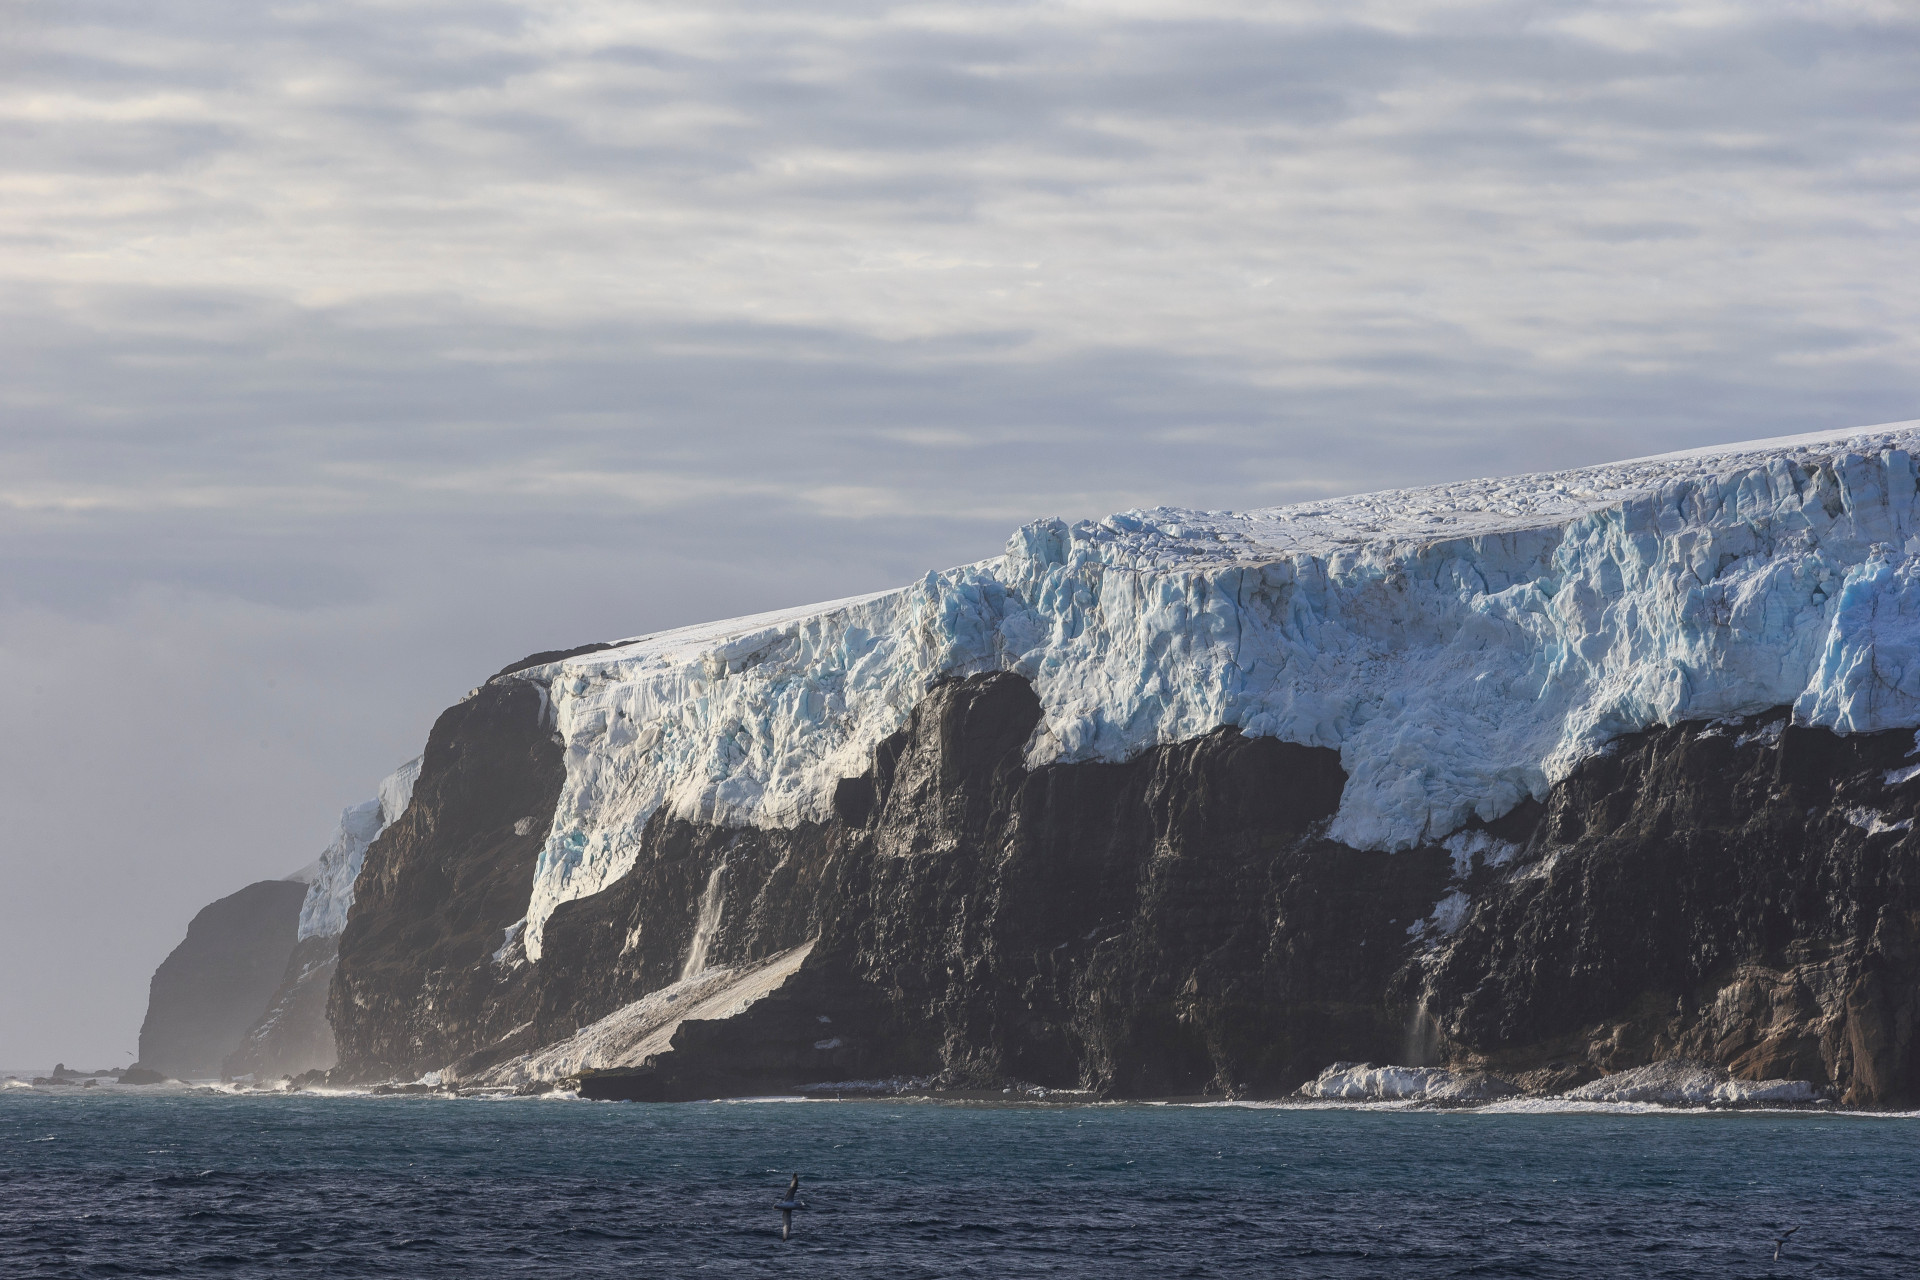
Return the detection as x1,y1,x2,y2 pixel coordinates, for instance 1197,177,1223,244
1713,1077,1822,1104
1845,807,1913,836
508,422,1920,958
1441,829,1521,878
1408,891,1471,938
1563,1059,1820,1105
469,941,813,1088
1735,717,1788,750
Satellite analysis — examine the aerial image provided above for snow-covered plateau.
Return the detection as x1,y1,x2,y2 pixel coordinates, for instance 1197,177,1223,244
491,422,1920,957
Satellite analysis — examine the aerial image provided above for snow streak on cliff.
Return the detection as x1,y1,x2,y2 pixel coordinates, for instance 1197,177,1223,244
296,758,422,941
509,422,1920,959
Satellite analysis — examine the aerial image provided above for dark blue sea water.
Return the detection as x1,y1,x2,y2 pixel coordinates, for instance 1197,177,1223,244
2,1092,1916,1278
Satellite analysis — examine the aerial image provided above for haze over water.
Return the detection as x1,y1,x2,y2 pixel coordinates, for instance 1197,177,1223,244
5,1092,1915,1278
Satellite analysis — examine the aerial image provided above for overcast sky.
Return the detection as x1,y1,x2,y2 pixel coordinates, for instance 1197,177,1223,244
3,0,1916,1067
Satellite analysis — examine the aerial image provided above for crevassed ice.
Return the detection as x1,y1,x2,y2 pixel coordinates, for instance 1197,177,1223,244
510,421,1920,959
296,757,423,941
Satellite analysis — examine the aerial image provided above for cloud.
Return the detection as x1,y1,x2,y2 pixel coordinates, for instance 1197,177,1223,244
2,0,1917,1064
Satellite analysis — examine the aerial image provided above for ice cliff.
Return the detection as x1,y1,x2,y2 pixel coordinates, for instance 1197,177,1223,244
503,422,1920,958
297,758,422,941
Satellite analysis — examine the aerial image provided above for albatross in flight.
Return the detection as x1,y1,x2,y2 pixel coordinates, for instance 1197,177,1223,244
777,1172,807,1241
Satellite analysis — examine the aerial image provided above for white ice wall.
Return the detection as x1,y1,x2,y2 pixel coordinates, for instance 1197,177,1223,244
511,422,1920,959
295,756,423,941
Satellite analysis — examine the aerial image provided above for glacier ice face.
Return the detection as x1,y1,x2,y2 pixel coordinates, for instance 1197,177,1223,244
296,757,423,941
508,421,1920,959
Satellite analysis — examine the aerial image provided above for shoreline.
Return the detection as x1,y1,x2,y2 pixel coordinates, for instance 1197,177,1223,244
9,1074,1919,1118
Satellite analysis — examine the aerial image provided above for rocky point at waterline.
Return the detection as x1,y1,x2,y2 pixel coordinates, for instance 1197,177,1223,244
138,423,1920,1104
134,880,307,1081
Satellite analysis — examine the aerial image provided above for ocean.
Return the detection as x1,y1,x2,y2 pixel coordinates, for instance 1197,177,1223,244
2,1089,1915,1277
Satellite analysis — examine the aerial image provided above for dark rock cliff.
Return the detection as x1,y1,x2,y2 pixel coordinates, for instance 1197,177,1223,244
1423,713,1920,1104
521,671,1402,1099
229,644,618,1082
136,879,306,1080
328,679,562,1074
325,671,1920,1105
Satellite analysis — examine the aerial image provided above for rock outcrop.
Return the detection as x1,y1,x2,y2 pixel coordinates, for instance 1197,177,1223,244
328,679,565,1075
1422,711,1920,1104
135,879,306,1080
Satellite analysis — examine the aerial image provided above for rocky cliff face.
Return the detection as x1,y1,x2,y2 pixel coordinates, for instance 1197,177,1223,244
221,935,342,1080
327,678,563,1075
224,425,1920,1103
1423,711,1920,1104
135,879,306,1080
219,754,425,1081
517,671,1399,1099
323,669,1920,1105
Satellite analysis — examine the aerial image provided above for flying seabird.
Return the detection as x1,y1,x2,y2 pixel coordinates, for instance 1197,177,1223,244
777,1172,807,1241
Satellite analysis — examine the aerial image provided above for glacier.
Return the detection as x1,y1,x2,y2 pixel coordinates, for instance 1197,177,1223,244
495,422,1920,959
296,758,422,941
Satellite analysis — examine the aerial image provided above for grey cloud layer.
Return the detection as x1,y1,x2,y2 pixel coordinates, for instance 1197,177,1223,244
15,3,1919,362
2,0,1917,1066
